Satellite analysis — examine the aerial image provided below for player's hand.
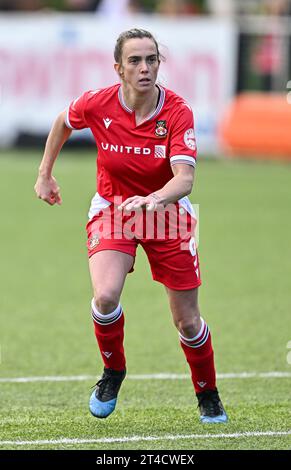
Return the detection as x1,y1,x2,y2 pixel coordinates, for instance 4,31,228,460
118,193,163,212
34,174,62,206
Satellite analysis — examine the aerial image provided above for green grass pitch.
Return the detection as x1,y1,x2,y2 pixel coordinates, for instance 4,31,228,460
0,150,290,450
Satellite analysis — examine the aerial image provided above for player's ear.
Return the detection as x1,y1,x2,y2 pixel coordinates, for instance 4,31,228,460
114,63,124,79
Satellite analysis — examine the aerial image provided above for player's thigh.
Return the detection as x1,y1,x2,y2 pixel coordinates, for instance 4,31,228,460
89,249,134,301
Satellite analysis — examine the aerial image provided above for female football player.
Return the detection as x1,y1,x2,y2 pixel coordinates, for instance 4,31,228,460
34,28,227,423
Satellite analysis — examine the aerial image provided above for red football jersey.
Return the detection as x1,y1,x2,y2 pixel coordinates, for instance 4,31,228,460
66,84,197,202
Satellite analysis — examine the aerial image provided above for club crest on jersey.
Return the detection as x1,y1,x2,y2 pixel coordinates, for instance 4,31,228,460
184,128,196,151
155,120,167,138
89,234,100,249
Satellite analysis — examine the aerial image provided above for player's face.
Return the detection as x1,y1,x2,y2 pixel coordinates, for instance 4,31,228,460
116,38,160,93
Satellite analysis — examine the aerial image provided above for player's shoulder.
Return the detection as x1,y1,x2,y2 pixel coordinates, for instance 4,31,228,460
162,85,193,115
83,84,119,104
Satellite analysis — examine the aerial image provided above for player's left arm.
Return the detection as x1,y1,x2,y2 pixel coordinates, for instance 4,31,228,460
119,163,194,211
119,102,196,212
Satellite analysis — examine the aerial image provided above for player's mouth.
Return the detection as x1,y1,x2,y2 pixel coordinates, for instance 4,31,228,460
138,78,151,85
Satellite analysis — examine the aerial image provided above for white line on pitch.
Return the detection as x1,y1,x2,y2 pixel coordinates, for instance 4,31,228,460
0,371,290,383
0,431,290,447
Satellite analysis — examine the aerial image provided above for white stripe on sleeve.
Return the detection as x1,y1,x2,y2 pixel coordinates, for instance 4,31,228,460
170,155,196,167
65,108,75,130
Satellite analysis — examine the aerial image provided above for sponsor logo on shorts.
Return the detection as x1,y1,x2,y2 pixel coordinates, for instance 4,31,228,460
89,234,100,249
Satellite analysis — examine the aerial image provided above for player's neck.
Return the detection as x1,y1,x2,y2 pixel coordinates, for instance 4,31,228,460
121,84,159,120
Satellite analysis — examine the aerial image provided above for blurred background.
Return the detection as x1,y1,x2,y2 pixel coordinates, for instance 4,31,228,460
1,0,291,157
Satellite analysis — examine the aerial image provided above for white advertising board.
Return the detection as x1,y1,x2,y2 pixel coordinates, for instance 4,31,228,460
0,14,237,153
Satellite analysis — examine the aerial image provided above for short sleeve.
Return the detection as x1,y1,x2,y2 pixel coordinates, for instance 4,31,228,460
65,92,89,130
169,104,197,168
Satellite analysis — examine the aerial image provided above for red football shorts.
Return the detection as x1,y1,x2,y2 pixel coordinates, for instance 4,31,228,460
86,203,201,291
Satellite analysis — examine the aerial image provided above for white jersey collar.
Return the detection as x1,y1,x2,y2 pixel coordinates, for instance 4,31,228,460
118,84,165,124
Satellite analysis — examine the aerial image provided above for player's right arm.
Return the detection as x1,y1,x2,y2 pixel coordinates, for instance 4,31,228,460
34,110,72,206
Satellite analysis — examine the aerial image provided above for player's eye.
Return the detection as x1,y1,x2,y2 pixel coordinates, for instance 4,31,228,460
129,58,139,64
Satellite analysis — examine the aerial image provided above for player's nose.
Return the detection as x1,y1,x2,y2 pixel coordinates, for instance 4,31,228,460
140,60,150,72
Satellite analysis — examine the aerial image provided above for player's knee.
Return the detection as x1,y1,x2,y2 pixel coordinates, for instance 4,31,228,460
94,291,120,315
176,312,201,338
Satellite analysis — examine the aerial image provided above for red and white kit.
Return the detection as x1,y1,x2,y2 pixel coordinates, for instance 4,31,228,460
66,84,201,290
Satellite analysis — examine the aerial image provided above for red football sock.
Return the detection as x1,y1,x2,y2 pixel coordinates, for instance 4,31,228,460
179,318,216,393
91,299,126,371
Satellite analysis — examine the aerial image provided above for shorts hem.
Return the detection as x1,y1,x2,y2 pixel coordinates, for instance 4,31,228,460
88,247,136,259
88,247,136,273
152,277,202,291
